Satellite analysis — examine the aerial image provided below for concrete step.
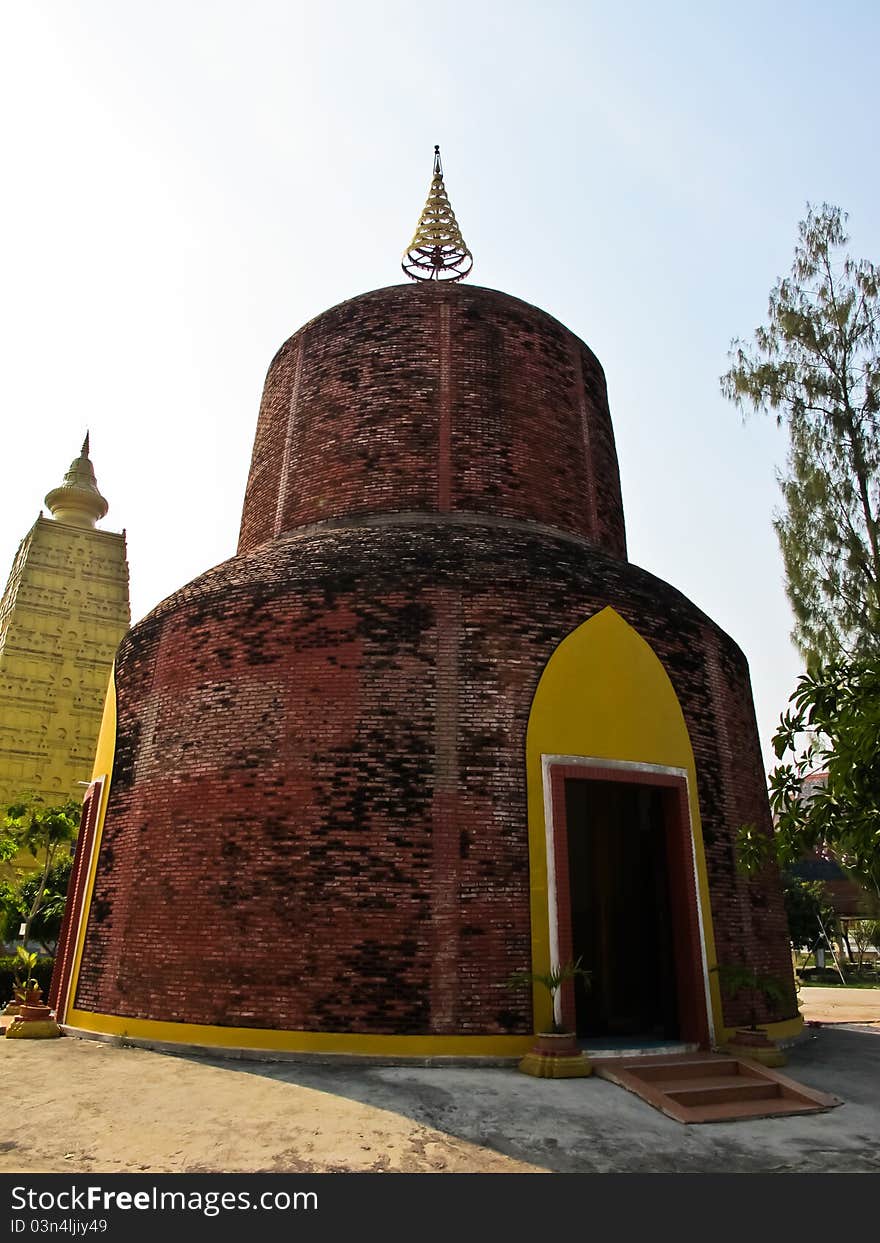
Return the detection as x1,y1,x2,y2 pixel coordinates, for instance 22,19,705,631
634,1057,742,1081
592,1051,842,1124
667,1080,780,1106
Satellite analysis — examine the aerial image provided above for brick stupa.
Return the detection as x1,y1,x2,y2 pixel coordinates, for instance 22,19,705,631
52,156,799,1058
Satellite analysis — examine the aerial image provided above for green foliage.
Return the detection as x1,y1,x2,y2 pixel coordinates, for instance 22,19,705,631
734,823,776,875
721,204,880,663
11,946,43,1005
506,958,591,1034
711,963,788,1029
0,954,54,1006
847,918,880,972
782,875,838,951
1,793,80,945
0,856,73,953
3,794,81,861
769,658,880,898
14,946,38,986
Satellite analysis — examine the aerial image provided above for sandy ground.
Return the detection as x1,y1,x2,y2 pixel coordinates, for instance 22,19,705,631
1,987,876,1175
798,985,880,1025
0,1036,542,1175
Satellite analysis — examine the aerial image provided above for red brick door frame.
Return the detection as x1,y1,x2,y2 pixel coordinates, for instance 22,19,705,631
49,778,104,1023
542,756,712,1047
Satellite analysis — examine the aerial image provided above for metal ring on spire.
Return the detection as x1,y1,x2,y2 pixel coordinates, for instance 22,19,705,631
402,146,473,282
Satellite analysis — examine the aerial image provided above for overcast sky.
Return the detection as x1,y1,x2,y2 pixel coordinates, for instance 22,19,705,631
2,1,877,771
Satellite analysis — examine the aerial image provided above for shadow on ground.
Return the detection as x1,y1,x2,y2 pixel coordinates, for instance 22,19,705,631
175,1026,880,1173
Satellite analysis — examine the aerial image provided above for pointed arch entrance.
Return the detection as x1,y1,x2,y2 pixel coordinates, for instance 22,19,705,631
525,608,721,1046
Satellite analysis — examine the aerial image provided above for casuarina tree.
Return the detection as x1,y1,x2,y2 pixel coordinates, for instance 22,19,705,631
721,204,880,664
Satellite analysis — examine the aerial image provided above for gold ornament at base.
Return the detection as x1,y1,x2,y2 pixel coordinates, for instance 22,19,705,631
722,1029,787,1068
4,1009,61,1039
517,1031,593,1078
518,1049,593,1078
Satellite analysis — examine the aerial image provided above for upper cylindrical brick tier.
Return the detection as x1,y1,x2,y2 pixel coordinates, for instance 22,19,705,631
237,284,627,558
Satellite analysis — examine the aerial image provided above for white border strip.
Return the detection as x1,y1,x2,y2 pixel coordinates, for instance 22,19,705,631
540,753,715,1045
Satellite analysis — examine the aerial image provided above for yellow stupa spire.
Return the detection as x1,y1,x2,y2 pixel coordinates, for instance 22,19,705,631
44,432,109,529
402,146,473,282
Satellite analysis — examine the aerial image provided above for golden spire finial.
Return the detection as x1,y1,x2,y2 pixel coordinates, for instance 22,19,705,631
45,435,108,529
402,145,473,282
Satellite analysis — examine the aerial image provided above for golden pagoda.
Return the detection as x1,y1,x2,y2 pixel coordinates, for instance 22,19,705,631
0,436,130,810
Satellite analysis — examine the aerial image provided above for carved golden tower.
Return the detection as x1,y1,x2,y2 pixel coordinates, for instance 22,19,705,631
0,437,130,808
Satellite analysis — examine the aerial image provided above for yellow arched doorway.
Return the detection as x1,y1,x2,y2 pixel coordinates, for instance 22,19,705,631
526,607,722,1045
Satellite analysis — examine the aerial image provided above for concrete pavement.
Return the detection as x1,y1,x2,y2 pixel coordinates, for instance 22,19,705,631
193,1022,880,1173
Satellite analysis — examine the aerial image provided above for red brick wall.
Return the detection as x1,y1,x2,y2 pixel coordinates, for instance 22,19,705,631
237,285,627,560
74,523,795,1034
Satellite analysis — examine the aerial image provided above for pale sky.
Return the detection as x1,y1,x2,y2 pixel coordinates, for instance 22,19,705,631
2,1,878,772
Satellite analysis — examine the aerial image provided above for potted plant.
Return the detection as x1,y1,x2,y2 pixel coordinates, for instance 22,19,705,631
3,947,60,1039
13,948,49,1018
3,946,40,1017
711,962,789,1067
506,958,593,1078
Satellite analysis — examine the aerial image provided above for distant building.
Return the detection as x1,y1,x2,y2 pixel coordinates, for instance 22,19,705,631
0,437,130,808
791,772,877,919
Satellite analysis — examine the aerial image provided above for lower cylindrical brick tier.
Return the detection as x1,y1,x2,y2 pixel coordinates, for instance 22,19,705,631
71,517,796,1036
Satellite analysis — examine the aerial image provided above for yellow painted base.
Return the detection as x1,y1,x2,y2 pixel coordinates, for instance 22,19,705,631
719,1013,804,1048
5,1018,62,1039
64,1008,534,1060
721,1038,787,1068
518,1051,593,1078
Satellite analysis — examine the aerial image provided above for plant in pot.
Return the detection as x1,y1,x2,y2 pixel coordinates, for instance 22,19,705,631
506,957,593,1078
13,948,48,1016
3,946,42,1017
3,946,60,1039
711,962,790,1067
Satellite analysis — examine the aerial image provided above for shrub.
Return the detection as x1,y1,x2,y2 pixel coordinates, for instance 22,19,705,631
0,955,54,1006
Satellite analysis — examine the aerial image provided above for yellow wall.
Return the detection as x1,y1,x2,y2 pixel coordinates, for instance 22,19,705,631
0,516,129,815
525,606,724,1039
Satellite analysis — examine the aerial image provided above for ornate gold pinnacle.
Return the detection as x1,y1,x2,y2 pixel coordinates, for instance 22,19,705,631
402,146,473,282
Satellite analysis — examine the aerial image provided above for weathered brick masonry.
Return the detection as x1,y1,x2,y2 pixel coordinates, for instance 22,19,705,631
71,283,794,1035
238,284,626,557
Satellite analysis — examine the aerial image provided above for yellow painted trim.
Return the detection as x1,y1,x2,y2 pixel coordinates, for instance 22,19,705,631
63,1008,534,1057
525,606,723,1038
60,668,117,1023
719,1013,805,1044
68,612,743,1056
64,673,533,1057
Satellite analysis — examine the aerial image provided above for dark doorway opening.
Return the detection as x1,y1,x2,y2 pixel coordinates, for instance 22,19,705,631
565,778,679,1040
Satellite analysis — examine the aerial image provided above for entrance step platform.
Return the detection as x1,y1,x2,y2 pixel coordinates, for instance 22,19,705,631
583,1039,699,1059
592,1051,842,1124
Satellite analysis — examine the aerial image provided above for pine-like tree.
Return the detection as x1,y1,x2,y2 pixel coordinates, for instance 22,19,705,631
721,204,880,663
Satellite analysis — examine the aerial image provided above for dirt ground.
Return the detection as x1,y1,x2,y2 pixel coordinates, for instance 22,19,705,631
0,1036,542,1175
1,987,877,1175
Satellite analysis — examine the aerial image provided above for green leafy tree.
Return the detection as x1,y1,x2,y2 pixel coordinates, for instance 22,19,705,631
768,659,880,901
847,918,880,972
0,856,73,954
782,875,838,952
721,204,880,663
1,795,80,946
